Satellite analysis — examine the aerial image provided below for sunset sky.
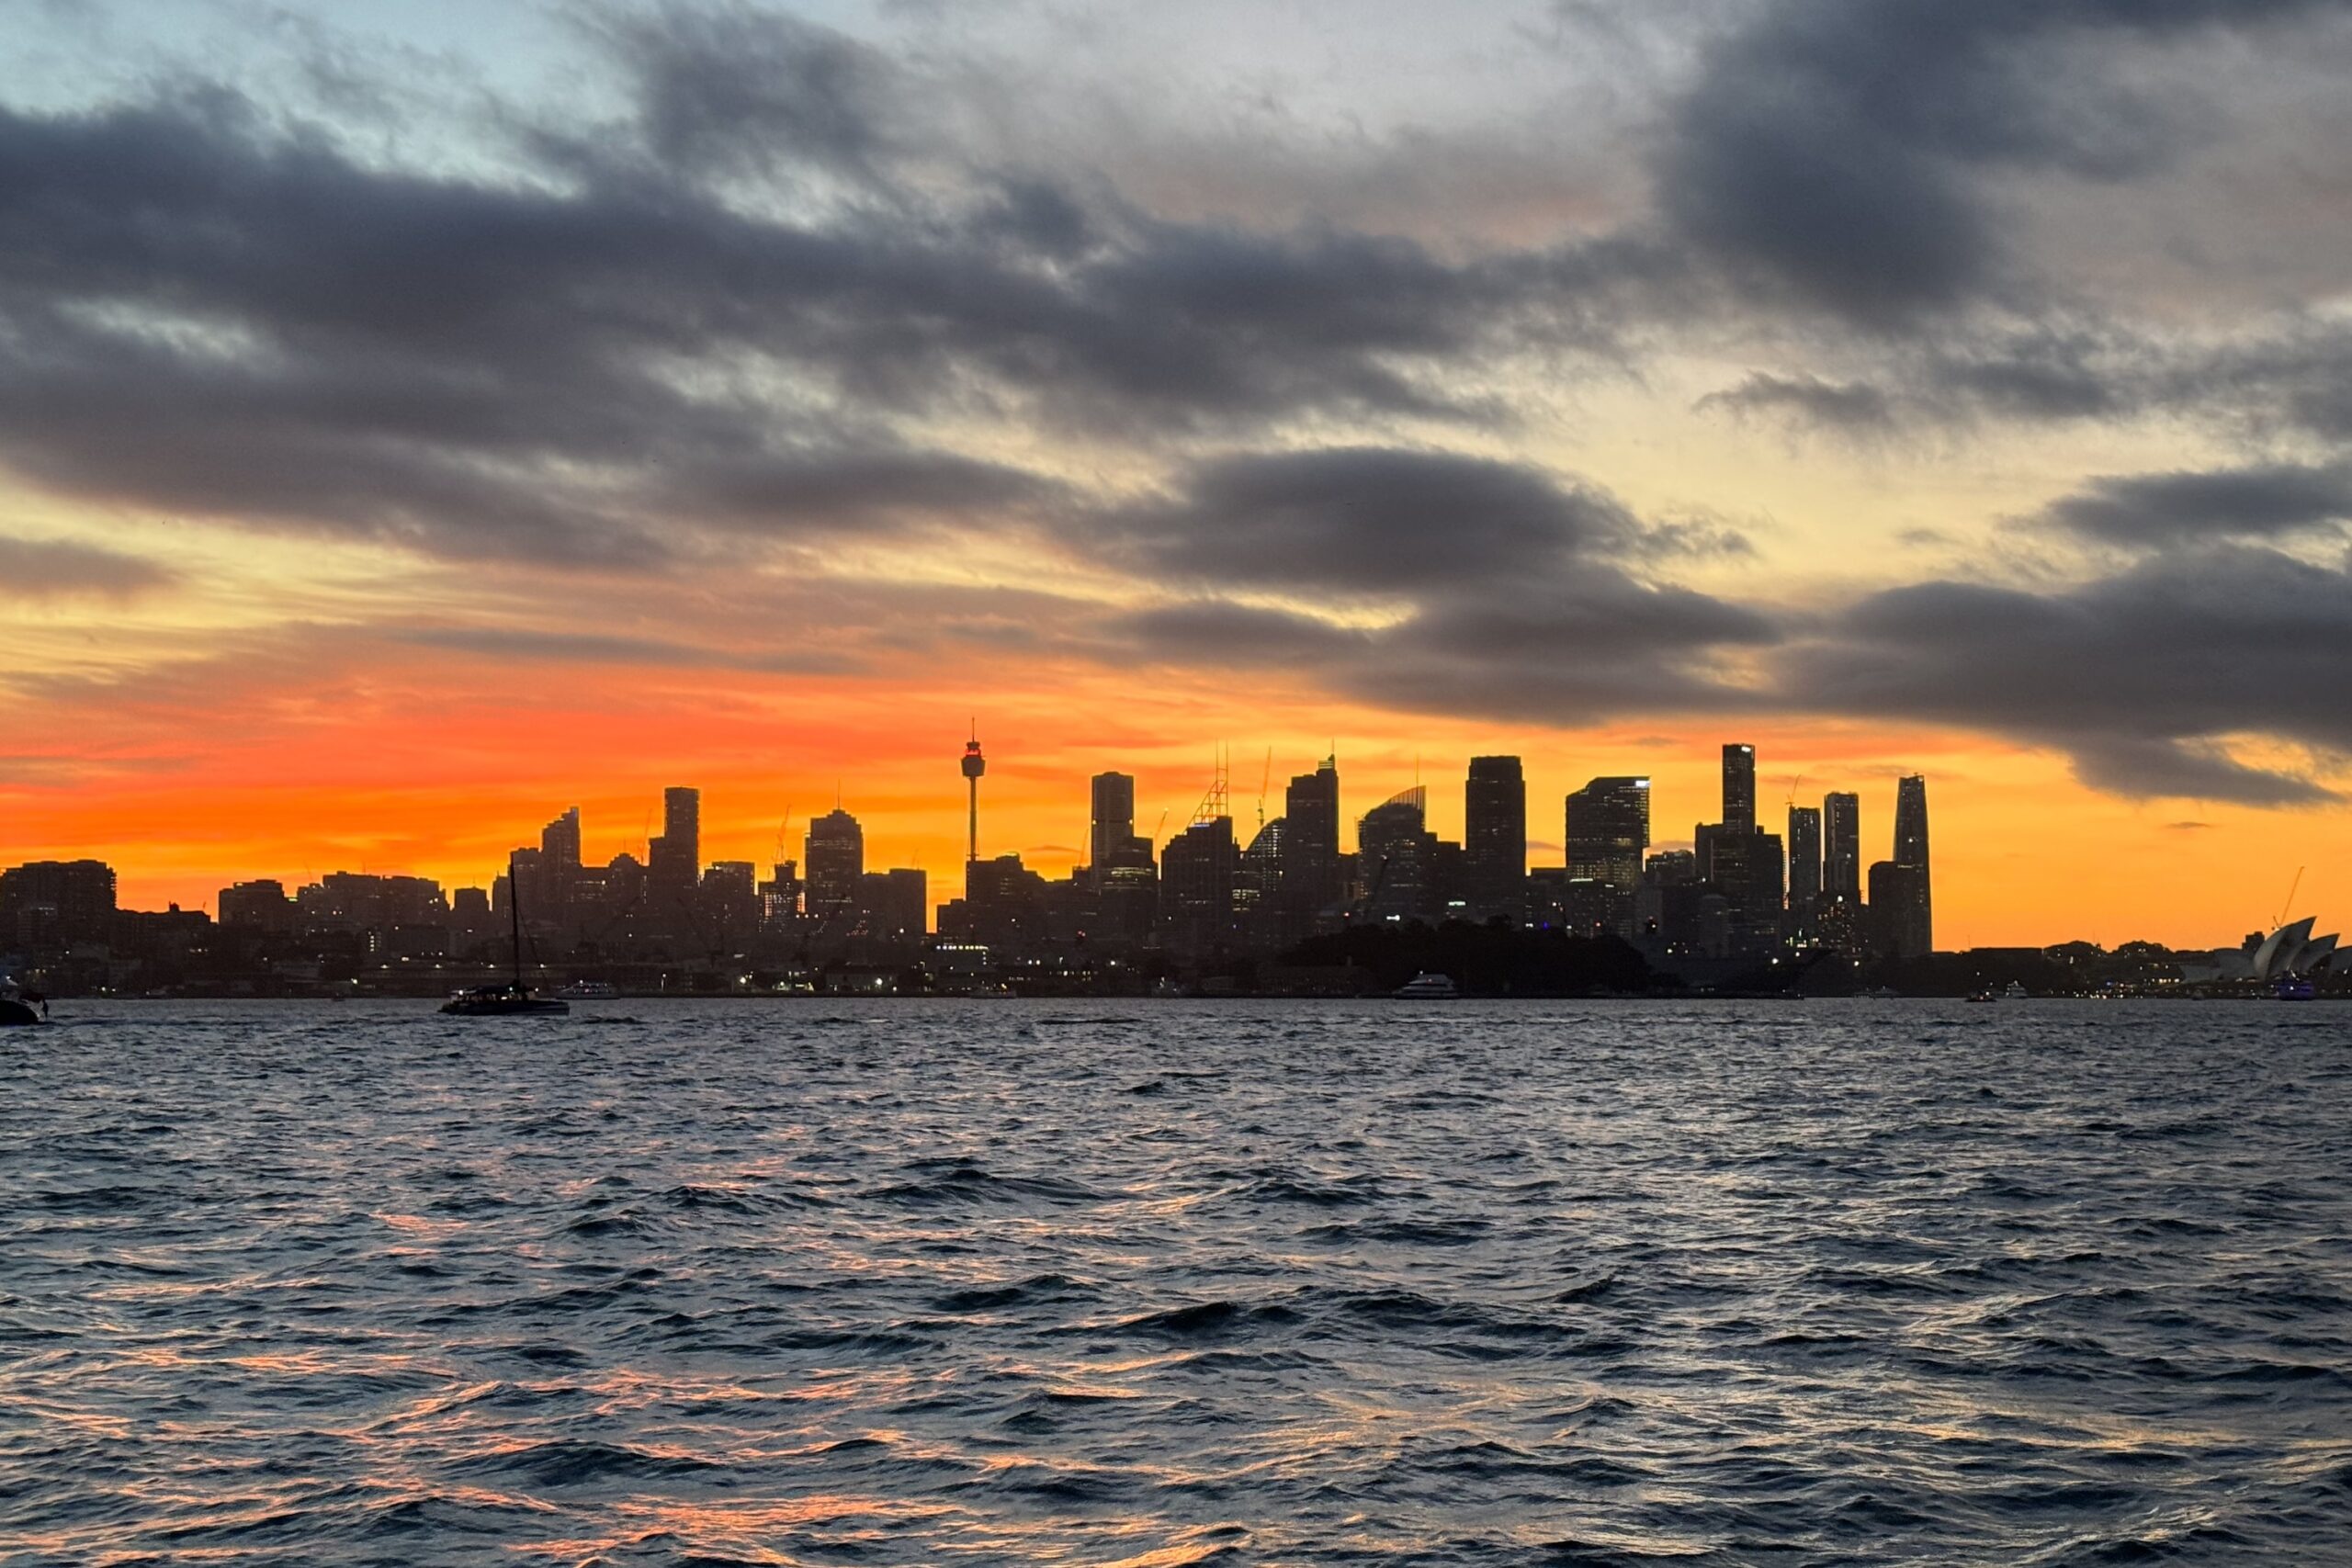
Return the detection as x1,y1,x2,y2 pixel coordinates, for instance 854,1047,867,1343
5,0,2351,948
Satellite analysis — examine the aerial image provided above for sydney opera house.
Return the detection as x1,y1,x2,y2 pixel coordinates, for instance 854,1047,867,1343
2249,917,2340,981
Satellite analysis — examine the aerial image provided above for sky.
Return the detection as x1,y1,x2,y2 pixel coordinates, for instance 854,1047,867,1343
3,0,2350,948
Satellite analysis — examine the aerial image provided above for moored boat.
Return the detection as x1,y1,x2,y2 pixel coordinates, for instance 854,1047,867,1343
442,852,569,1017
1393,971,1460,999
1,978,45,1027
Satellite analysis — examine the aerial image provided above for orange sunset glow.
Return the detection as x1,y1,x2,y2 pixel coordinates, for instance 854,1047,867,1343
2,0,2349,959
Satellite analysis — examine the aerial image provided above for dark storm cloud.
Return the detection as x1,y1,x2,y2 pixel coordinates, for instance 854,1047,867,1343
0,20,1651,566
0,534,175,599
1779,547,2352,803
1094,446,1780,726
1659,0,2343,324
1104,599,1370,667
2039,462,2352,548
1098,446,1647,595
1704,321,2352,443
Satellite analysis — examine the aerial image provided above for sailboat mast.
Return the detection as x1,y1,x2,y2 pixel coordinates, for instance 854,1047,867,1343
508,851,523,987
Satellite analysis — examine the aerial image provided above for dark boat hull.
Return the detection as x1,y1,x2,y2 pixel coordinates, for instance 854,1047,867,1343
1,997,41,1026
441,987,569,1016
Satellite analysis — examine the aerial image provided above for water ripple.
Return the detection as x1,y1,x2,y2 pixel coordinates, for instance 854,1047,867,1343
2,998,2348,1563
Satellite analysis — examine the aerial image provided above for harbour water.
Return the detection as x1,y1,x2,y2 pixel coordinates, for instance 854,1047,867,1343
3,999,2348,1564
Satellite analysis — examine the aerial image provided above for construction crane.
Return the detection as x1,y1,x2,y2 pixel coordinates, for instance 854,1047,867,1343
2275,866,2306,930
1257,748,1273,829
1785,773,1803,808
1193,745,1230,824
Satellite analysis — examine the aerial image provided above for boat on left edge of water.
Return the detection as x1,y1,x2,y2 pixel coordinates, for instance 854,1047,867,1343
442,851,569,1017
1,977,46,1027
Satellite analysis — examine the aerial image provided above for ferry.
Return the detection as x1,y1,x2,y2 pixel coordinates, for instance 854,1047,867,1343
1393,972,1461,999
557,979,618,1000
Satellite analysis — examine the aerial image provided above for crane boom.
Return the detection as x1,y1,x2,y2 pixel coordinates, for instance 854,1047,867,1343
2276,865,2306,929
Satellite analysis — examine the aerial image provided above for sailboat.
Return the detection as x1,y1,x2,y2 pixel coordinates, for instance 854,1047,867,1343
441,852,569,1016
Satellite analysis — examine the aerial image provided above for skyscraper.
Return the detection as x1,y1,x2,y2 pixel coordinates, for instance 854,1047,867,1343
1566,776,1650,937
1160,815,1237,956
803,807,865,924
541,807,582,869
1463,755,1526,922
1090,772,1136,874
1893,773,1931,953
1566,777,1651,888
650,787,700,888
1358,785,1433,921
1281,756,1341,916
1787,804,1822,913
1869,860,1929,959
1722,743,1756,836
1823,792,1861,900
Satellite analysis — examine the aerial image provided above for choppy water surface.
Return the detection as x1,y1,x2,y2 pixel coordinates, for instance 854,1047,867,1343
3,1000,2349,1565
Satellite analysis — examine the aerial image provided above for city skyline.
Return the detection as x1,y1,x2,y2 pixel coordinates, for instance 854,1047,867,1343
3,2,2350,951
9,729,1989,998
0,723,2329,952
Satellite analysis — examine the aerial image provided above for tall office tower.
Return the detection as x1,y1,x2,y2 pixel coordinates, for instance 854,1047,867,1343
1893,773,1931,953
1090,772,1136,873
1358,785,1434,921
1160,816,1238,956
1710,829,1787,955
0,859,118,946
1566,776,1652,937
1722,743,1756,836
1282,756,1341,914
650,787,701,887
1463,756,1527,922
1566,777,1652,888
1823,792,1861,900
1787,804,1823,912
541,807,582,869
537,806,582,934
802,807,865,924
1869,860,1930,959
1098,833,1159,945
1237,818,1286,910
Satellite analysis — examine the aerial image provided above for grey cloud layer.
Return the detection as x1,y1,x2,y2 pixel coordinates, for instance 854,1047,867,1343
1660,0,2346,325
2,1,2350,806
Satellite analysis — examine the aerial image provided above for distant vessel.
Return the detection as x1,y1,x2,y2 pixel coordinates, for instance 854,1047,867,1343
2275,976,2317,1001
1,977,45,1027
2004,980,2029,999
558,979,618,1000
1394,972,1460,999
442,852,569,1017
